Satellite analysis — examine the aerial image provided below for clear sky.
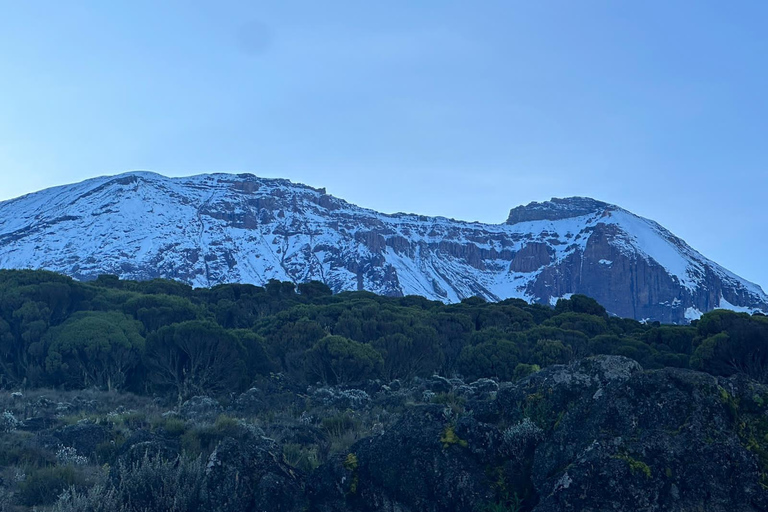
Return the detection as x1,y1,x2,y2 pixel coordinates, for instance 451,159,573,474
1,1,766,290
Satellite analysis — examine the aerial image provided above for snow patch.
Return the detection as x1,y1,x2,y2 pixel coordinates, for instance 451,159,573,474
684,307,703,321
718,295,765,315
549,293,574,306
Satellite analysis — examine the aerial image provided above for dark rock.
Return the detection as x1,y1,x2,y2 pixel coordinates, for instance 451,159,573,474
428,375,453,394
234,387,266,414
340,404,495,512
51,421,110,457
179,396,222,422
202,433,305,512
469,378,499,396
116,430,180,465
497,355,768,511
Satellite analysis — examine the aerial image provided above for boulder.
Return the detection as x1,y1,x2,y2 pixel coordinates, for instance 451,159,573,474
202,430,306,512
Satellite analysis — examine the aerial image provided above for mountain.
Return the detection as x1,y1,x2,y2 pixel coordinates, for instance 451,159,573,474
0,171,765,323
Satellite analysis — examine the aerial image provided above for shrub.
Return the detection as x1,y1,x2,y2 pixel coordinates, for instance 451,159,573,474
145,321,247,399
457,338,521,381
51,485,120,512
321,412,357,438
18,466,85,506
304,336,383,385
440,425,468,449
56,446,89,466
530,339,573,367
282,443,320,473
502,418,544,460
44,311,145,391
109,453,205,511
157,416,187,437
1,411,19,432
52,453,205,512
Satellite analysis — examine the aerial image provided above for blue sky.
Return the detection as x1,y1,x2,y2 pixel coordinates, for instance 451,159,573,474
1,1,767,289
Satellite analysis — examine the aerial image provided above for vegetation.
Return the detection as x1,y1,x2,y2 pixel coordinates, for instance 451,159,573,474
1,270,767,395
0,270,767,510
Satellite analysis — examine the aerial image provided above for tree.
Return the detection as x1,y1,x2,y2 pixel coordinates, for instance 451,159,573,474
458,338,521,381
431,312,473,373
544,312,609,338
530,339,573,367
645,326,697,355
692,313,768,382
123,295,200,332
373,327,442,380
145,321,246,400
231,330,275,379
297,281,333,300
304,335,383,385
44,311,145,390
555,295,607,317
262,318,327,374
525,326,589,358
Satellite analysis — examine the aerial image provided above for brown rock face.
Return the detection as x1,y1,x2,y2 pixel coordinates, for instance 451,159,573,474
510,243,553,273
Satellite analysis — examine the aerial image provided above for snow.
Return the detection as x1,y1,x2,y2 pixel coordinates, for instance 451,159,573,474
603,210,703,291
718,295,765,315
685,307,703,321
0,171,765,323
548,293,574,306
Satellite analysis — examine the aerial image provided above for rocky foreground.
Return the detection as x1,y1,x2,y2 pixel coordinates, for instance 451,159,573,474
2,355,768,511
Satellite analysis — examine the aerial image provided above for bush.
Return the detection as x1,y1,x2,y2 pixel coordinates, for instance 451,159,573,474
52,453,205,512
18,466,85,506
457,338,521,381
502,418,544,460
145,321,247,399
304,336,383,385
282,443,320,473
1,411,19,432
44,311,145,391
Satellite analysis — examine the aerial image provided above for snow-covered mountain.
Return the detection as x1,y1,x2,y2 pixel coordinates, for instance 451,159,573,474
0,171,765,323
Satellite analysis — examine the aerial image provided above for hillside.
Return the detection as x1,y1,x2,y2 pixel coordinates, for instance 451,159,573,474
1,270,768,511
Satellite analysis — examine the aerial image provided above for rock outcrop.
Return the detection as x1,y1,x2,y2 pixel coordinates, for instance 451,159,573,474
310,356,768,511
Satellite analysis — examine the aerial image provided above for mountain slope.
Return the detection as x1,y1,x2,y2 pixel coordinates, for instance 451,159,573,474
0,171,765,322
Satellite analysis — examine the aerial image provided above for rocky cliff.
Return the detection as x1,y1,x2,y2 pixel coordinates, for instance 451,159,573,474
0,171,765,323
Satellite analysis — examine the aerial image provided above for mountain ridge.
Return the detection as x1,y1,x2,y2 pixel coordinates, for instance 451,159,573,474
0,171,765,323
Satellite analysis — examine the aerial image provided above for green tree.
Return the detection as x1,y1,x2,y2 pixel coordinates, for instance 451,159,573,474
458,338,521,381
145,321,246,399
231,330,275,379
692,312,768,382
123,295,200,332
44,311,145,390
645,326,697,355
544,312,609,338
297,281,333,300
555,294,607,317
304,335,383,385
373,327,442,380
530,339,573,366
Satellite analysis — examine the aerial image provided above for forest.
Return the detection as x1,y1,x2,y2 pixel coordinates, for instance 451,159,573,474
1,269,767,398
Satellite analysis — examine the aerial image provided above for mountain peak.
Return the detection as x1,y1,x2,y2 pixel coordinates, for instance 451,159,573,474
506,197,612,224
0,173,765,323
